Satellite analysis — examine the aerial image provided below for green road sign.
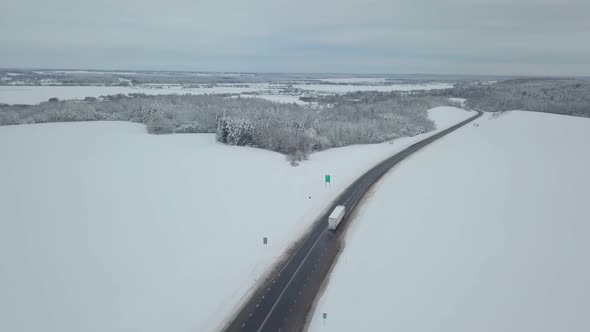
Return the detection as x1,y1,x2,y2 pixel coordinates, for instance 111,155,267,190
325,175,331,183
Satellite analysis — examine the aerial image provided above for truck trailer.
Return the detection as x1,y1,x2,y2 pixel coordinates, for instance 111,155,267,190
328,205,346,230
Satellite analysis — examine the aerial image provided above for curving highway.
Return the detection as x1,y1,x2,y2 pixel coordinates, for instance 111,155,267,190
224,110,483,332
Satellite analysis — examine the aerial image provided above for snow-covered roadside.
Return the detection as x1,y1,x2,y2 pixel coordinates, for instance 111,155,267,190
308,111,590,332
0,107,472,332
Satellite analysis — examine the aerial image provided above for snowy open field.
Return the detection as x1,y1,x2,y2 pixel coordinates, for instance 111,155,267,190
0,85,275,105
294,82,453,93
0,81,454,105
238,93,310,105
318,78,388,84
308,111,590,332
0,107,471,332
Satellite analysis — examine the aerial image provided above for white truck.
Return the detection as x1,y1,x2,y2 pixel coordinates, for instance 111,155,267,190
328,205,346,230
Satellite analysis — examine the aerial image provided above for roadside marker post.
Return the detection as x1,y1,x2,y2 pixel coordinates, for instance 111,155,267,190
263,237,268,246
325,174,331,188
322,313,327,327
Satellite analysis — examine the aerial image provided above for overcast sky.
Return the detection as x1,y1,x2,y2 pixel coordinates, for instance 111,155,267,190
1,0,589,76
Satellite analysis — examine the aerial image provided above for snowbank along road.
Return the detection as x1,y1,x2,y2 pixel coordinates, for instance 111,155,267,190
224,110,483,332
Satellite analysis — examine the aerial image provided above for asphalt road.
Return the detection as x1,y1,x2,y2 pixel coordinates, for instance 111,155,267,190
224,110,483,332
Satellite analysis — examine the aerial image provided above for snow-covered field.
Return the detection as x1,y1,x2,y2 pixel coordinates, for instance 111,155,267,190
239,93,309,105
294,82,453,94
0,107,471,332
318,78,388,84
0,81,453,105
309,111,590,332
0,85,276,105
449,97,467,106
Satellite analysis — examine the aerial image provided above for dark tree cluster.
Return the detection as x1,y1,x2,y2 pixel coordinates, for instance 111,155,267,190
427,79,590,117
0,93,439,160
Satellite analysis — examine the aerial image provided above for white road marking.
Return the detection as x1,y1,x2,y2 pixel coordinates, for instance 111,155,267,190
257,228,329,332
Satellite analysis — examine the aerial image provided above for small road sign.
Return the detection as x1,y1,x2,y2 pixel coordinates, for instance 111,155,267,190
325,175,331,183
263,237,268,245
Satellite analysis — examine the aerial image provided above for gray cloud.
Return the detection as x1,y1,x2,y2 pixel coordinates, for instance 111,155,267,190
1,0,589,75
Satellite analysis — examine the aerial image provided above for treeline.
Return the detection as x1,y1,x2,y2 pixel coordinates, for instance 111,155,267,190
427,78,590,117
0,93,443,162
